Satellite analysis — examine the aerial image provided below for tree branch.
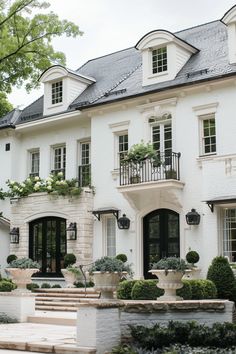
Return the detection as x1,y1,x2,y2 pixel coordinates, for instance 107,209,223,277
0,0,35,27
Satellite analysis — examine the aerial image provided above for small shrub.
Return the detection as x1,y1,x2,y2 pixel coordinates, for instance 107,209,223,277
6,254,17,264
26,283,40,291
51,284,61,288
117,280,138,300
116,254,128,263
186,251,200,265
41,283,51,288
0,313,18,323
75,281,94,288
64,253,76,268
176,280,192,300
207,256,236,301
131,280,164,300
186,279,217,300
0,280,15,292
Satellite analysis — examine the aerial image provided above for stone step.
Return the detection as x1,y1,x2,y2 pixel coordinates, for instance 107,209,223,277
36,305,77,312
36,296,96,301
35,293,100,298
28,315,76,326
34,288,98,294
36,300,78,307
0,341,95,353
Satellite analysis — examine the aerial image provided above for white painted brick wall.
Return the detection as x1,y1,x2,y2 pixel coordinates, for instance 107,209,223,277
0,293,35,322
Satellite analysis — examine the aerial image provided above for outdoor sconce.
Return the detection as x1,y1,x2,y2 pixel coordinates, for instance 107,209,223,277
10,227,20,244
66,222,77,240
117,214,130,230
185,209,201,225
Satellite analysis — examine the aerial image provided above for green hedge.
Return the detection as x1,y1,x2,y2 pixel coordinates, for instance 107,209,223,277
0,280,16,292
117,280,138,300
131,280,164,300
176,280,192,299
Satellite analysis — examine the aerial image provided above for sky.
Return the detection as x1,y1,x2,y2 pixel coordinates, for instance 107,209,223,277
8,0,236,109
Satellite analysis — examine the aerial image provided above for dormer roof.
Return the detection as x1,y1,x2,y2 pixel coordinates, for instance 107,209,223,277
221,5,236,24
39,65,96,84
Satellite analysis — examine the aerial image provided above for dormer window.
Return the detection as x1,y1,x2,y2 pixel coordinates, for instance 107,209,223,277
52,81,63,105
152,47,167,74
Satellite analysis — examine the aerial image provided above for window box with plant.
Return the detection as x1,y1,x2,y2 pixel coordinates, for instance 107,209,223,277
149,256,191,300
89,256,132,299
6,257,40,292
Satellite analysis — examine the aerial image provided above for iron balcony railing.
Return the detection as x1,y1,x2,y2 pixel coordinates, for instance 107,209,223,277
78,164,91,187
119,152,181,186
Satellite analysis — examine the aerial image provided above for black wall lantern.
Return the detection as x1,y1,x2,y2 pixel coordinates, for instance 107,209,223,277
117,214,130,230
10,227,19,244
66,222,77,240
186,209,201,225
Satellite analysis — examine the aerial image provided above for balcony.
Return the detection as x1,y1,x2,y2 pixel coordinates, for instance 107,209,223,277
118,152,184,210
78,164,91,187
119,152,181,186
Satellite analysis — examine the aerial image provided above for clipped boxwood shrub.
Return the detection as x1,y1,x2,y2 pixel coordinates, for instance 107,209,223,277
0,280,16,292
6,254,17,264
207,256,236,301
64,253,76,268
117,280,138,300
41,283,51,288
26,283,40,291
176,280,192,300
51,284,62,288
131,280,164,300
116,254,128,263
186,279,217,300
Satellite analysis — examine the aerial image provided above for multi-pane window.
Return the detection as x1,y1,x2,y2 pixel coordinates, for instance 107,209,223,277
52,146,66,177
152,47,167,74
79,142,91,187
52,81,63,105
201,115,216,154
152,123,172,157
222,209,236,262
118,134,128,163
106,217,116,257
30,150,40,177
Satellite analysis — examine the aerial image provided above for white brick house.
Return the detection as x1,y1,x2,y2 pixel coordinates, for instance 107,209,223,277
1,5,236,279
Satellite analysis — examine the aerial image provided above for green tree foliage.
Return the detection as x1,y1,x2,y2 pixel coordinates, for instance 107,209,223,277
0,0,82,116
0,92,13,117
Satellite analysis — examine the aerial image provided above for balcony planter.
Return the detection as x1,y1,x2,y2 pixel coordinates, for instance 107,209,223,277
89,256,132,299
6,258,40,292
149,257,191,301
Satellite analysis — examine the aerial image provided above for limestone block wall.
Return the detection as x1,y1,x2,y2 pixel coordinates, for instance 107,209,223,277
9,189,94,264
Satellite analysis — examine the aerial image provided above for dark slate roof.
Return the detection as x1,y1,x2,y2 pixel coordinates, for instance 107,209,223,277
8,19,236,126
0,109,21,129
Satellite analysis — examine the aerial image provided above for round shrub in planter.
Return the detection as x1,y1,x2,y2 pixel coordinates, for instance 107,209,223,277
131,280,164,300
117,280,138,300
116,254,128,263
63,253,76,268
186,251,200,266
6,254,17,264
207,256,236,301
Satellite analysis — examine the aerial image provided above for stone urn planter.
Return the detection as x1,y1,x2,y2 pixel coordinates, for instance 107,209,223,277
7,268,39,292
183,267,201,280
93,271,126,299
61,268,83,288
149,269,191,301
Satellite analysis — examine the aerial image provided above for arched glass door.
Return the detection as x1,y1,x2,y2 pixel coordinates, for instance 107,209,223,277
143,209,179,278
29,217,67,277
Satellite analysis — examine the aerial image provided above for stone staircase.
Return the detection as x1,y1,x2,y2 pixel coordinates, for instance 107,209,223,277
34,288,101,312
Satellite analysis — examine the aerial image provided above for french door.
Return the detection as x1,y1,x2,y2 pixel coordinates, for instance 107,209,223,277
29,217,67,277
143,209,179,278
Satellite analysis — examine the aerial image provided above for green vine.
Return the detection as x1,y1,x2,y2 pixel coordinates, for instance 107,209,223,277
0,172,82,200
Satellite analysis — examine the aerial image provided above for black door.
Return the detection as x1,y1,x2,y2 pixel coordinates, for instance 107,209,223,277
29,217,67,277
143,209,179,278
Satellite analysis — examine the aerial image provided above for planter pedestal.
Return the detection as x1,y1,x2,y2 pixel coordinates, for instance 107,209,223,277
149,269,191,301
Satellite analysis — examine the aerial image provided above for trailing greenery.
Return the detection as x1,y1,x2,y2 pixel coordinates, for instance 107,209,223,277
0,173,82,200
116,254,128,263
66,265,81,277
130,321,236,350
207,256,236,302
186,251,200,266
6,254,17,264
117,280,138,300
64,253,76,268
7,257,40,269
152,257,190,275
89,256,132,274
27,283,40,291
0,280,16,292
131,280,164,300
41,283,51,288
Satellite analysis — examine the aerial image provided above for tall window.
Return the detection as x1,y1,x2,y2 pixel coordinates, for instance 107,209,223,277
152,47,167,74
118,134,128,164
29,150,40,177
79,142,91,187
106,217,116,257
222,209,236,262
201,115,216,155
52,145,66,177
52,81,63,104
152,122,172,157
